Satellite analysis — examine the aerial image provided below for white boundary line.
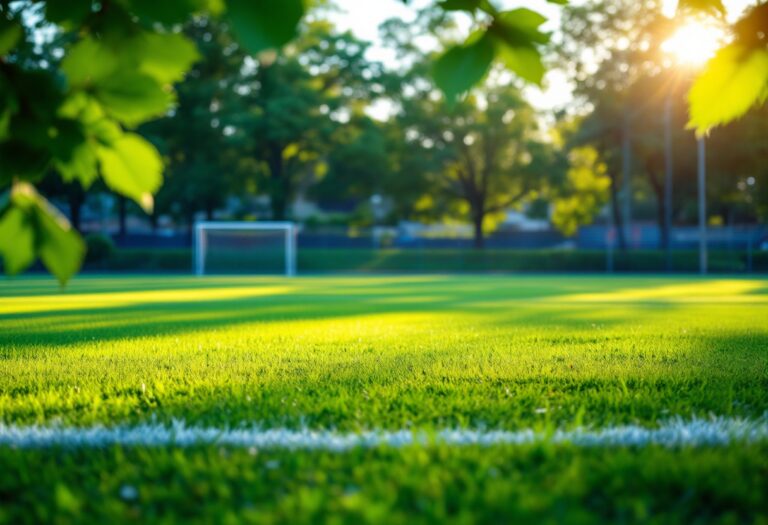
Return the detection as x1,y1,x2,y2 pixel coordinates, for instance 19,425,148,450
1,417,767,450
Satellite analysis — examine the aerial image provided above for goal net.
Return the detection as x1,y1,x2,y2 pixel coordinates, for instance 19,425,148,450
194,222,297,276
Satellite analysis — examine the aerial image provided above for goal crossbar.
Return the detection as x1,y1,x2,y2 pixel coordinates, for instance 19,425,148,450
194,221,297,276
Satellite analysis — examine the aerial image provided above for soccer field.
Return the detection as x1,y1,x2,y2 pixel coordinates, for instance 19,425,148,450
1,275,767,523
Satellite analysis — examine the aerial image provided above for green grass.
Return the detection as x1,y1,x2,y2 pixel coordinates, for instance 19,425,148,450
1,275,767,523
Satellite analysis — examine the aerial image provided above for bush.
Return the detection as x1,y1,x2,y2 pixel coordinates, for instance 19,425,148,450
104,249,190,272
84,234,115,265
86,247,768,274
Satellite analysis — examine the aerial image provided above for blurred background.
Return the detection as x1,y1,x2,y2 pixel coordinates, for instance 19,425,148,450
27,0,768,274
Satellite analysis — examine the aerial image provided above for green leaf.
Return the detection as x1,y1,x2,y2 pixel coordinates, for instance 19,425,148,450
90,118,124,145
61,38,119,86
63,32,198,88
688,44,768,134
131,33,200,84
121,0,199,24
54,141,99,187
120,0,224,24
433,33,496,101
494,8,550,46
36,198,87,285
59,93,105,126
0,77,19,140
0,19,23,56
495,42,545,85
0,205,35,275
227,0,304,54
47,118,88,164
46,0,92,28
0,183,85,284
59,94,122,143
94,73,173,126
439,0,481,11
0,141,51,184
96,133,163,211
0,107,12,140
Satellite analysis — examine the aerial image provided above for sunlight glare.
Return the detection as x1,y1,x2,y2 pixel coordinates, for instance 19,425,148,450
662,21,726,67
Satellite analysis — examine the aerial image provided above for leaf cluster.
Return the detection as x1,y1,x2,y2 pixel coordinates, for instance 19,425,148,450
425,0,566,101
0,0,305,283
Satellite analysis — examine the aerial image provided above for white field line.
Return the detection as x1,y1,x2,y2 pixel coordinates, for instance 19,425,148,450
0,417,766,451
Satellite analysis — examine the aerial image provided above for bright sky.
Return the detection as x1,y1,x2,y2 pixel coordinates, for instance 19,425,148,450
328,0,756,114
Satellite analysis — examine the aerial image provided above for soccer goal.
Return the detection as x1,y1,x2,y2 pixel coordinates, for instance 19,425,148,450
194,221,297,276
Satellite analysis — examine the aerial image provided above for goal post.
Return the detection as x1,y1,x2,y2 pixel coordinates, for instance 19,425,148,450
194,221,297,276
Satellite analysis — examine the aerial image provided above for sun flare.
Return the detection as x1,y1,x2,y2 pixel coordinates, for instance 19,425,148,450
662,21,727,66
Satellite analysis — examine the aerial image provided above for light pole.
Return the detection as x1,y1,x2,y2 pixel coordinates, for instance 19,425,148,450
622,111,632,248
697,136,707,274
663,93,708,275
663,95,674,272
661,19,723,275
371,193,384,249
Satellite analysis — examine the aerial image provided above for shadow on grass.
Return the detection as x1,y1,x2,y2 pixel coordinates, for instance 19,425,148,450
1,276,765,351
1,276,767,429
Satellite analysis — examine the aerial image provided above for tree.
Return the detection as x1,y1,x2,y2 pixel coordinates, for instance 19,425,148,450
425,2,553,100
558,0,676,249
0,0,307,283
1,0,760,281
0,0,558,281
398,82,551,248
234,22,384,220
702,103,768,224
558,0,768,134
551,146,611,236
309,115,394,208
560,0,767,249
140,17,247,232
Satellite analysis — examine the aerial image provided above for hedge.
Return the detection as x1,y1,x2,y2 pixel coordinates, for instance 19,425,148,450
80,248,768,274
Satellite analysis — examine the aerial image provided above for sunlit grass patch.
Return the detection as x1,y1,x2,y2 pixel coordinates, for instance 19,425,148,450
0,275,767,522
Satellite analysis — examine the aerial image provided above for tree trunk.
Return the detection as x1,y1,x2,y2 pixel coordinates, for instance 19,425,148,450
657,195,668,251
608,172,626,250
471,206,485,249
621,114,632,246
268,146,290,221
271,194,287,221
645,166,667,250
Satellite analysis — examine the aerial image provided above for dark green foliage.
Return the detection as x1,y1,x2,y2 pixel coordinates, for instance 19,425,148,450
427,3,551,99
392,80,558,247
235,24,385,220
226,0,305,54
432,34,495,102
1,444,766,524
141,18,246,227
82,248,768,274
559,0,768,249
0,0,304,282
84,233,115,264
0,183,84,284
2,0,766,282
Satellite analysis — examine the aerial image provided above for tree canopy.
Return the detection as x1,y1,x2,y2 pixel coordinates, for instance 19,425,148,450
0,0,766,281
